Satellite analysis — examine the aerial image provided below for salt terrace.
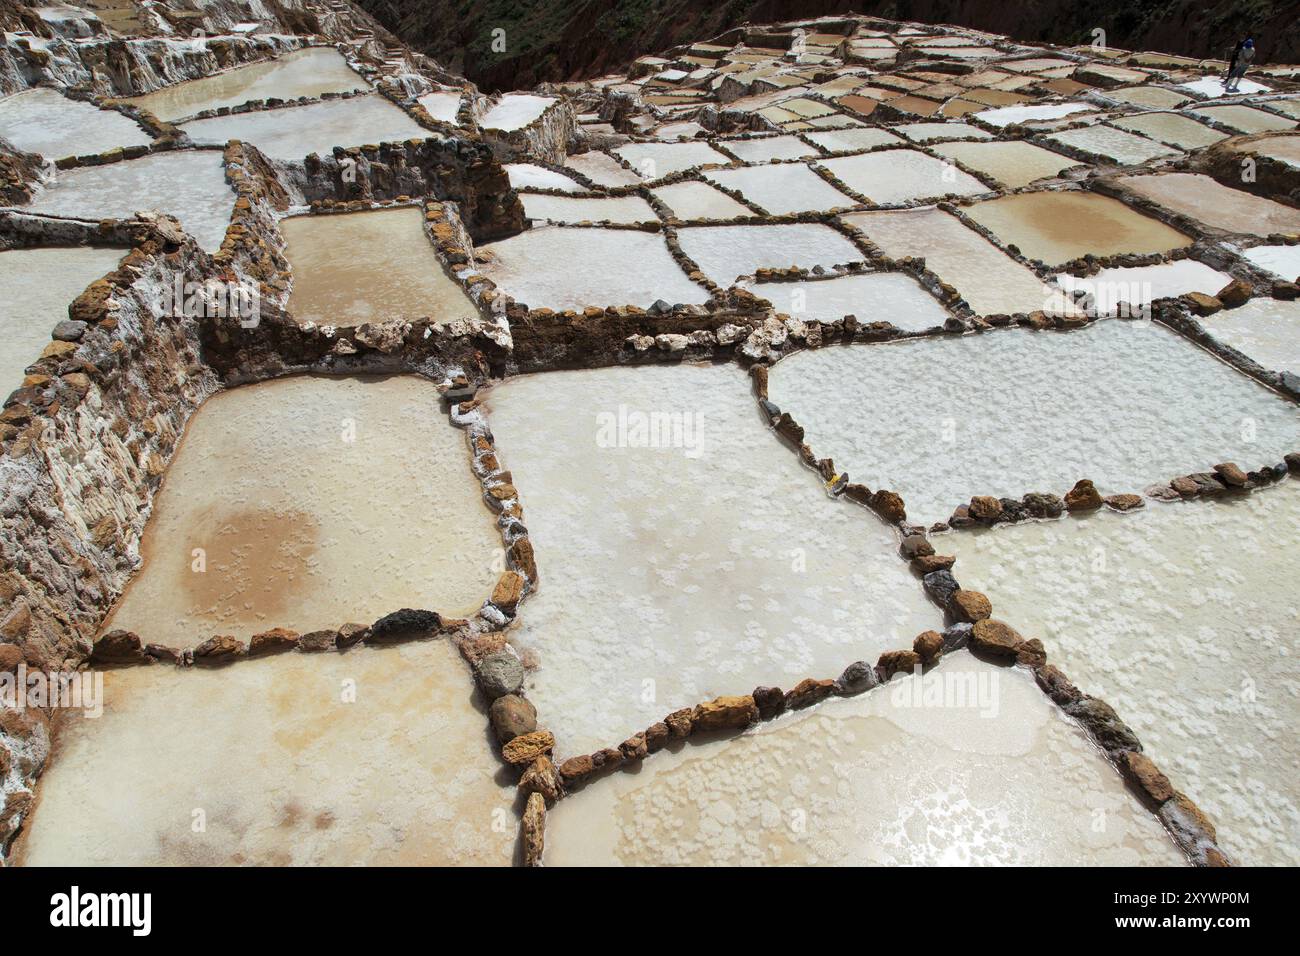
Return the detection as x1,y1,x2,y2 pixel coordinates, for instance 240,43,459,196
1,3,1300,870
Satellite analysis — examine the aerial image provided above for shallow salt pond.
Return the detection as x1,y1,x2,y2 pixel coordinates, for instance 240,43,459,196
16,639,515,865
481,93,555,131
767,320,1300,524
180,95,428,160
0,245,124,391
282,207,476,327
1045,125,1180,165
545,654,1184,865
1103,86,1191,110
703,162,854,214
125,47,369,122
483,363,941,756
740,271,951,330
1249,135,1300,168
804,127,904,152
1053,259,1232,314
478,226,707,309
614,141,731,179
844,206,1073,316
21,150,235,252
1108,112,1227,150
1238,243,1300,280
1189,104,1296,134
1116,173,1300,237
944,482,1300,865
563,151,641,187
651,180,754,219
0,88,151,158
820,149,987,204
102,376,500,647
973,102,1095,127
894,121,992,143
417,90,461,123
1200,298,1300,372
676,222,863,286
506,162,585,192
964,190,1193,266
720,135,819,163
520,192,657,224
931,140,1084,188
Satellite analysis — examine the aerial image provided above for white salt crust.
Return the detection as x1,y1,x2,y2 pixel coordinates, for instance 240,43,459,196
1238,243,1300,281
767,319,1300,525
1117,172,1300,237
615,141,732,179
720,135,820,163
0,87,151,158
478,226,708,309
703,162,854,215
505,162,586,192
1109,112,1227,150
484,363,941,756
1200,297,1300,372
740,272,951,330
676,222,864,286
481,93,556,131
651,180,755,219
930,140,1084,189
103,375,501,646
520,192,658,224
21,150,236,252
820,149,988,204
563,151,643,187
945,482,1300,865
546,654,1185,865
1045,125,1181,165
15,639,515,865
1052,259,1232,313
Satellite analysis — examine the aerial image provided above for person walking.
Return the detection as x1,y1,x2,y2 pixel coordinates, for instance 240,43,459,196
1224,37,1256,92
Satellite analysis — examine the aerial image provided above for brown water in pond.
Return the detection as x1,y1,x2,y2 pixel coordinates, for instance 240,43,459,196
283,207,477,328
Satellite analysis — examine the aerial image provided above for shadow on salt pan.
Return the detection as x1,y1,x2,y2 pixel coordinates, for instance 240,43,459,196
768,320,1300,525
483,363,941,757
545,654,1185,865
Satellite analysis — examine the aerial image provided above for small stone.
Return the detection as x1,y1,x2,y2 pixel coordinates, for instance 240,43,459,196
477,651,525,699
1213,462,1248,487
836,660,878,694
336,622,368,648
911,553,955,574
1118,750,1174,805
521,791,546,866
969,619,1024,658
664,707,693,738
923,569,960,606
1158,792,1219,861
491,571,525,612
869,489,906,523
298,629,338,653
942,622,972,652
1016,637,1047,667
913,630,944,664
968,495,1003,522
1183,291,1222,316
1103,493,1144,511
192,635,245,666
877,649,920,680
1022,492,1064,519
91,629,146,664
1065,697,1142,754
144,644,181,664
752,685,786,719
1286,452,1300,473
489,694,537,743
620,733,649,761
1035,664,1082,705
501,729,555,765
645,722,670,752
785,677,835,710
520,755,563,803
366,608,441,643
248,627,299,657
692,695,758,732
1170,475,1200,498
52,320,88,342
899,534,934,560
1064,479,1103,512
1272,280,1300,301
0,643,24,673
1215,278,1250,308
948,589,992,623
558,754,595,783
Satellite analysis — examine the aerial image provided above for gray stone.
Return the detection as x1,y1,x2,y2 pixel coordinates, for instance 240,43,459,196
942,622,972,651
922,569,959,606
477,651,524,699
836,659,878,694
52,320,88,342
489,693,537,742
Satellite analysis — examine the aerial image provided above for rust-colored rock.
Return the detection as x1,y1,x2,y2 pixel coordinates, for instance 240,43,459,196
877,649,919,679
520,755,563,803
1184,291,1222,316
90,629,146,664
501,729,556,765
644,721,670,752
1103,493,1144,511
1064,478,1103,512
192,635,245,666
1034,663,1083,705
508,537,538,584
1213,462,1248,487
752,685,786,720
558,754,595,783
1215,278,1250,309
1118,750,1174,805
911,553,955,574
1016,637,1047,668
664,707,693,738
968,495,1002,522
969,619,1024,658
491,570,525,611
620,733,649,761
913,630,944,664
948,589,992,623
869,489,906,523
785,677,834,710
691,695,758,732
489,694,537,743
248,627,299,657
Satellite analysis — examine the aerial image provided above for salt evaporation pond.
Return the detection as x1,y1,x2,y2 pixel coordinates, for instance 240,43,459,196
651,180,754,219
895,122,991,143
1239,243,1300,280
820,149,987,204
1189,105,1295,134
677,222,863,286
974,102,1095,127
125,47,369,121
1045,125,1180,165
1250,135,1300,168
703,162,853,214
740,272,951,330
945,481,1300,865
483,363,941,756
102,376,500,647
15,639,515,865
520,192,657,224
844,207,1073,316
282,207,477,327
506,162,585,192
805,127,904,151
21,150,235,252
0,245,124,391
1201,298,1300,372
720,135,819,162
931,140,1083,188
0,88,151,158
478,226,707,310
767,320,1300,524
1109,112,1227,150
965,190,1193,266
563,151,641,187
545,654,1184,865
1116,173,1300,236
614,141,731,179
180,95,427,161
417,90,461,124
1053,259,1232,314
481,93,555,131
